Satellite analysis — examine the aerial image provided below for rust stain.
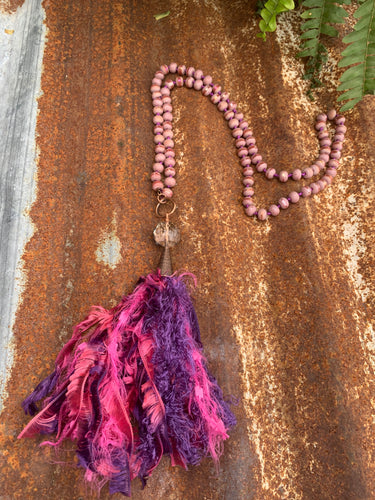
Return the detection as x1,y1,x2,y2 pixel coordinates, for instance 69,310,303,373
1,0,375,499
0,0,24,14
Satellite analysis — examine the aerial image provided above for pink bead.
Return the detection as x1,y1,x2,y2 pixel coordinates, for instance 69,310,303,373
224,110,235,120
292,169,302,181
320,138,331,147
320,148,331,156
279,171,289,182
245,205,257,216
317,113,327,122
243,198,253,207
269,204,280,216
334,134,345,142
317,180,327,190
169,63,178,73
203,75,212,85
211,94,220,104
185,77,194,88
152,91,162,99
153,163,164,173
177,65,186,75
228,101,237,111
161,87,170,96
150,84,161,93
163,112,173,122
243,178,254,187
154,71,165,80
326,168,337,177
332,141,343,151
153,115,163,125
165,157,175,167
162,187,173,198
164,139,174,148
301,186,312,197
237,147,248,158
155,153,165,163
165,149,175,157
257,208,268,221
279,197,289,209
240,157,251,167
239,121,249,130
335,125,347,134
266,168,276,179
310,182,320,194
245,137,256,146
176,76,184,87
202,85,211,96
256,162,267,172
315,160,325,169
151,172,162,182
164,167,175,176
194,69,203,80
315,121,326,131
232,128,243,138
335,115,345,125
243,187,254,196
289,191,300,203
153,106,163,115
155,145,165,154
318,153,330,163
163,103,172,112
234,112,243,121
221,92,230,101
243,128,253,138
165,177,176,188
153,125,163,135
152,180,163,191
331,151,341,159
252,154,263,164
243,178,253,186
318,131,329,140
163,121,172,130
152,77,163,86
186,67,195,77
193,79,203,90
217,101,228,112
311,164,320,176
162,96,171,104
303,167,313,179
160,64,169,74
235,138,246,148
322,175,332,185
248,146,258,155
154,134,164,144
162,130,172,139
212,84,222,94
153,98,163,107
229,118,239,129
328,159,339,168
327,109,336,120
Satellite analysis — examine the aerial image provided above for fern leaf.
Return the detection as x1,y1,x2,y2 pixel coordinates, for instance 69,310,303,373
298,0,349,90
338,0,375,111
257,0,295,40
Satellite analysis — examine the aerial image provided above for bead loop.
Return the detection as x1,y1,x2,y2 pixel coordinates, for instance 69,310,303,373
156,199,177,218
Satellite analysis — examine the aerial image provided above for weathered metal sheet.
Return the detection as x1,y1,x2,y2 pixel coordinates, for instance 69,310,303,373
1,0,374,499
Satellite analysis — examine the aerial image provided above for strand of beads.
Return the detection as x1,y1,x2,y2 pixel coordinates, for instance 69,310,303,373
150,63,346,221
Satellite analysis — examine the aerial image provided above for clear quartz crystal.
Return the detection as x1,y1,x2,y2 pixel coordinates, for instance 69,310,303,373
153,221,180,248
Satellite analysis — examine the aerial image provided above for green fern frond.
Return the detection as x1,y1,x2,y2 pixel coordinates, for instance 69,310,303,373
257,0,295,40
338,0,375,111
298,0,349,89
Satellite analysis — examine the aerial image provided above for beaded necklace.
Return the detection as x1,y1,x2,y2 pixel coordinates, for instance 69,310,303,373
151,63,346,224
18,63,347,497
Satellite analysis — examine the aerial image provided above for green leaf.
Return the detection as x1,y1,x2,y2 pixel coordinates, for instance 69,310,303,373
299,0,349,94
258,0,295,38
338,0,375,111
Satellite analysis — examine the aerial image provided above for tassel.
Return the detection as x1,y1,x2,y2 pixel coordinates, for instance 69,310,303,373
18,271,236,496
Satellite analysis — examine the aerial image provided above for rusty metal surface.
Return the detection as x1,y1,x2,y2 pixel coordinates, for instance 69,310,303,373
0,0,374,498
